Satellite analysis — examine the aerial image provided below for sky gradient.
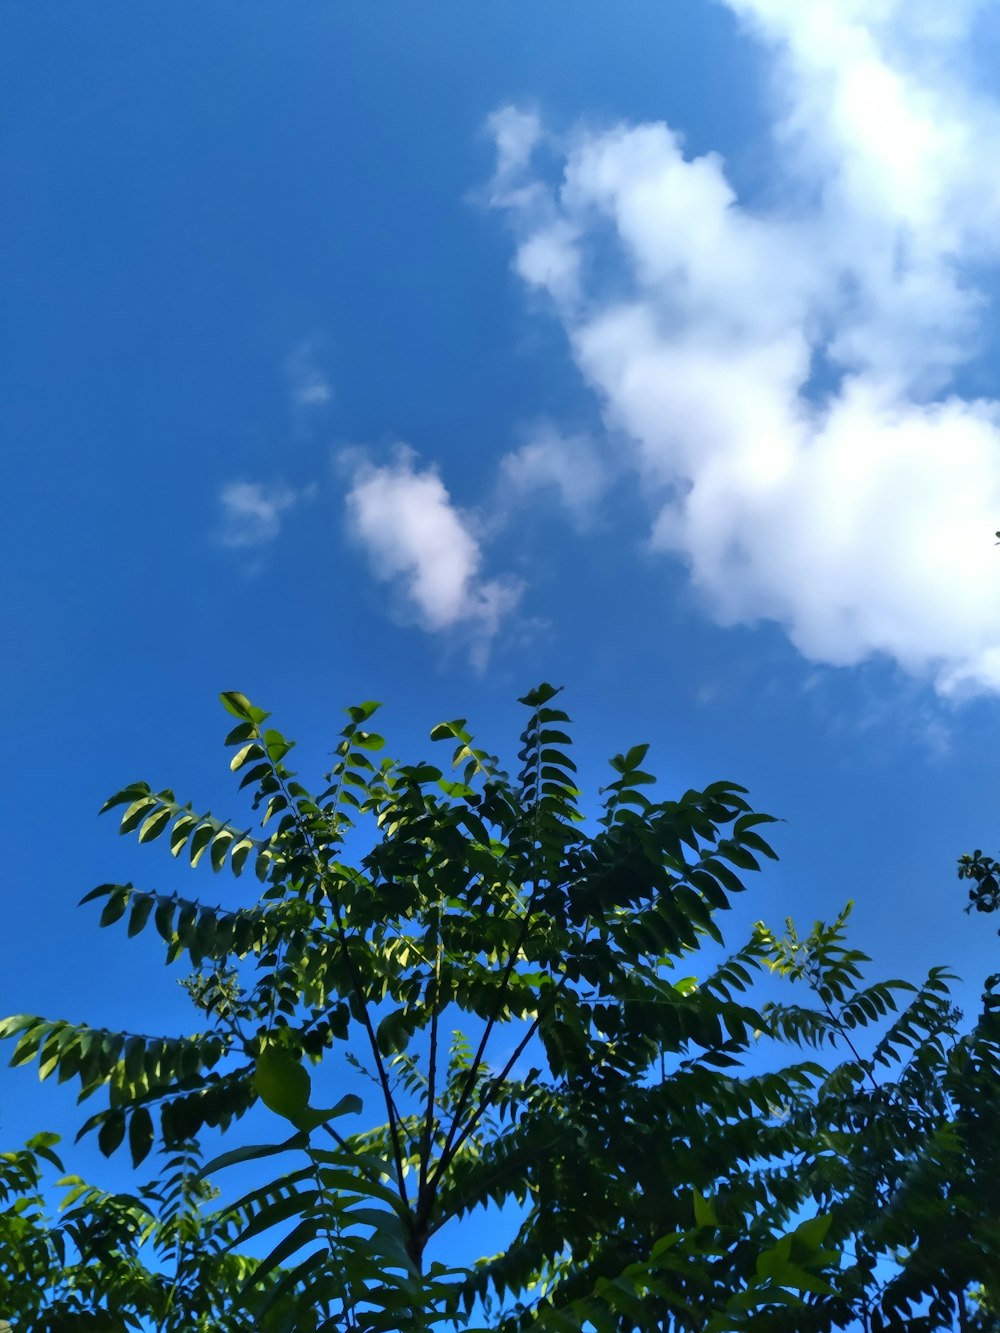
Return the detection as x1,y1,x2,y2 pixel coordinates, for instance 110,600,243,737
5,0,1000,1207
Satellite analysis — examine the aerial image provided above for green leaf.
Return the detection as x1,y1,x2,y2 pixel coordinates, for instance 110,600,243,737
224,720,257,745
128,1107,154,1168
210,830,235,872
255,1048,311,1122
354,730,385,751
97,1112,126,1158
198,1132,308,1181
99,782,150,816
693,1189,718,1228
138,807,171,843
189,823,214,868
376,1009,412,1056
518,683,562,708
792,1213,832,1251
291,1093,362,1133
233,1187,322,1250
153,897,174,942
169,814,197,856
119,796,157,834
241,1217,322,1293
624,743,650,770
346,700,381,724
220,691,270,725
79,882,118,907
127,894,154,938
230,742,265,772
11,1028,46,1069
99,889,130,928
263,729,293,764
230,838,254,877
238,762,273,791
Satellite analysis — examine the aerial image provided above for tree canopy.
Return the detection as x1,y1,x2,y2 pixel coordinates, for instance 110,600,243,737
2,686,999,1330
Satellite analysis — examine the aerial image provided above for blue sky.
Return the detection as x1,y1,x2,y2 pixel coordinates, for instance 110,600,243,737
5,0,1000,1238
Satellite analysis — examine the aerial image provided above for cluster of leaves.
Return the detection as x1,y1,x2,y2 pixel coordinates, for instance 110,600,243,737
959,850,1000,920
2,686,999,1330
759,912,1000,1330
0,1132,341,1330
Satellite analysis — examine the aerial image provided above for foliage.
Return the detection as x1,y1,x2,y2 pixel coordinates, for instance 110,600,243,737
2,686,998,1329
759,913,1000,1330
959,849,1000,920
0,1133,330,1331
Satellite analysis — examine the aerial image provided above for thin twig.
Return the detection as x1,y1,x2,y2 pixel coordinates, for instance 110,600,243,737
266,749,411,1210
417,910,443,1215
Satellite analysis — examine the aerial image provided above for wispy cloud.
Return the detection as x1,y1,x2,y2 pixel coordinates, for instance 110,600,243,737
286,340,332,411
499,422,609,529
489,105,543,186
488,0,1000,696
219,481,298,548
344,447,522,664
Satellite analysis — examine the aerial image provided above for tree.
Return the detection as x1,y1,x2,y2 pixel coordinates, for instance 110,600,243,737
2,686,996,1329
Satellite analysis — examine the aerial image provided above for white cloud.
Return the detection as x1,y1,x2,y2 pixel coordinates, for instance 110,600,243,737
488,0,1000,695
219,481,298,548
344,448,521,660
500,423,609,528
489,105,543,185
287,341,332,410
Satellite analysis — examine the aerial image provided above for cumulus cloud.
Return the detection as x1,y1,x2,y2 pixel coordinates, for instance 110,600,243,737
344,448,522,661
499,422,609,528
488,0,1000,694
219,481,298,548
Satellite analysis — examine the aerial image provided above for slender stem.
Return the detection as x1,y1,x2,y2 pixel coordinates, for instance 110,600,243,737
429,977,563,1204
266,748,411,1211
435,740,544,1178
805,958,880,1095
417,913,443,1213
308,1147,360,1330
429,905,588,1216
425,708,550,1208
331,915,410,1210
319,1121,356,1154
426,1014,545,1235
432,881,538,1191
824,994,879,1092
428,1125,571,1239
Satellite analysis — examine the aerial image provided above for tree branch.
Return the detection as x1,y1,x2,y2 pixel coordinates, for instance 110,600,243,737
266,754,411,1212
416,913,443,1217
431,882,538,1196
